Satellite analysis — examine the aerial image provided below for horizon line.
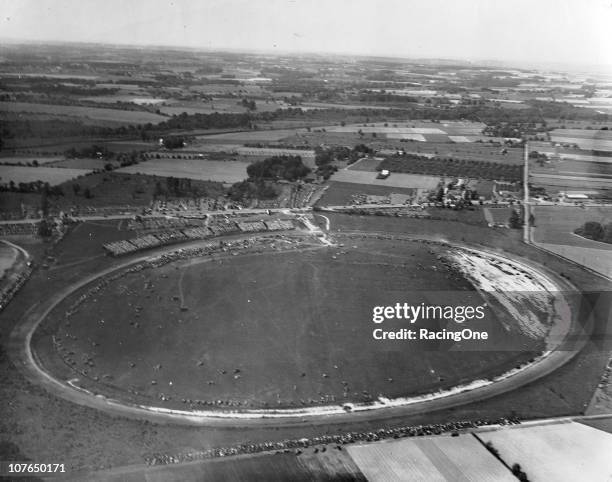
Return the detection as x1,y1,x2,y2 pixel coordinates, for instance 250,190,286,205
2,37,611,76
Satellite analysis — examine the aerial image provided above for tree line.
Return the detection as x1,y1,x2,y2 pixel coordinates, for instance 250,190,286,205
575,221,612,244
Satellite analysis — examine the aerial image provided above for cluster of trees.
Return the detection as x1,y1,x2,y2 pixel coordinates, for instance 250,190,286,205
66,145,114,159
431,183,480,204
65,146,144,169
227,179,278,204
314,144,373,166
246,155,311,182
0,179,64,196
153,177,225,199
70,183,92,199
240,98,257,111
114,151,146,168
528,150,549,166
511,464,530,482
161,136,187,149
379,154,523,182
575,221,612,244
509,209,522,229
314,144,374,179
0,78,120,96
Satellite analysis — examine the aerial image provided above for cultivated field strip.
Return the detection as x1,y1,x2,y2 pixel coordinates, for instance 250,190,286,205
478,422,612,481
116,159,249,183
331,169,440,189
347,435,514,481
0,101,167,124
0,165,92,185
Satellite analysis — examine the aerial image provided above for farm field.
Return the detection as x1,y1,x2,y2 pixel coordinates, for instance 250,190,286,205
188,83,267,95
159,98,287,116
535,243,612,279
48,158,121,170
81,449,366,482
550,129,612,140
316,181,418,206
116,158,249,183
530,144,612,164
531,206,612,278
0,101,167,125
347,434,514,481
403,143,524,164
530,172,612,189
331,169,439,189
478,422,612,481
0,165,92,186
301,101,396,110
175,143,242,154
550,129,612,152
80,95,167,105
19,172,222,211
532,206,612,247
531,159,612,179
196,128,308,143
34,239,538,411
324,121,489,142
484,207,516,226
379,155,522,182
347,158,385,172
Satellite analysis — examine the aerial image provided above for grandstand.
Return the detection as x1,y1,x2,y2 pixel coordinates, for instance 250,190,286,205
103,217,296,256
0,222,39,237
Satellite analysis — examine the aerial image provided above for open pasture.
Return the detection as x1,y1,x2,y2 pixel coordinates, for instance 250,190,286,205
96,450,366,482
479,422,612,482
401,142,524,165
196,128,308,143
532,205,612,278
48,158,121,170
117,158,249,183
0,165,91,186
550,129,612,152
0,101,167,125
530,158,612,179
532,205,612,247
484,207,515,226
80,95,167,105
530,172,612,189
331,169,439,189
347,434,514,482
317,181,417,206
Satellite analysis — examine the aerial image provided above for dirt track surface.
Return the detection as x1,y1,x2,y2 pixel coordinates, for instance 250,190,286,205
8,232,586,428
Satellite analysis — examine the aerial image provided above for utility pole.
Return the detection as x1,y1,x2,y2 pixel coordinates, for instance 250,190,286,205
523,141,530,243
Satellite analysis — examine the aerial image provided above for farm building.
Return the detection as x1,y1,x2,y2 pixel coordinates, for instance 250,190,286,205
561,192,589,201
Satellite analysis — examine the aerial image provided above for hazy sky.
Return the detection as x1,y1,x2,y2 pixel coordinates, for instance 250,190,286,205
2,0,611,69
